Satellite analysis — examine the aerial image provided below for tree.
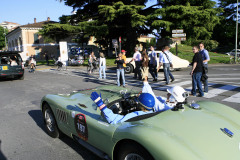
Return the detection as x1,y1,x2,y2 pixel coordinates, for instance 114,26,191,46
212,0,240,46
41,0,222,54
156,0,222,41
0,26,7,50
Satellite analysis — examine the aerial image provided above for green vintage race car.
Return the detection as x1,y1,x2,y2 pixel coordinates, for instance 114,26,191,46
40,85,240,160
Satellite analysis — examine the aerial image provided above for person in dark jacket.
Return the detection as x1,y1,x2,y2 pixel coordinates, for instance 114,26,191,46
190,46,204,97
115,53,125,87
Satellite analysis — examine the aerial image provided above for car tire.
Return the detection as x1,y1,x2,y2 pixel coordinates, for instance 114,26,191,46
125,63,133,74
42,103,61,138
19,74,24,80
117,142,154,160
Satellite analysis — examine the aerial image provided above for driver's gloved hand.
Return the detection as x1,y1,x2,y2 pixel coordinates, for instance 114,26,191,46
91,92,106,110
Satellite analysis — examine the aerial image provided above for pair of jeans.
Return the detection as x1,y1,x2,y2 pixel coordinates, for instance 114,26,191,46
99,66,106,79
192,72,204,96
117,69,125,86
202,64,208,92
149,64,157,79
163,63,174,84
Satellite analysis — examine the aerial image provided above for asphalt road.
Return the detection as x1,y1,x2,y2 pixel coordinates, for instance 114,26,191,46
0,64,240,160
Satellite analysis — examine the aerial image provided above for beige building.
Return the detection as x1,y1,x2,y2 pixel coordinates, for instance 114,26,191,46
6,17,61,61
6,17,100,61
0,21,20,31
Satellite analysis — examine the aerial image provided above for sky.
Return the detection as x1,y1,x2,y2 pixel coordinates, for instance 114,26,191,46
0,0,219,26
0,0,73,25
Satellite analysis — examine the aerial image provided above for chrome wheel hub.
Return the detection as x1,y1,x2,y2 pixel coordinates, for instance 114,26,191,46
45,109,55,132
124,153,144,160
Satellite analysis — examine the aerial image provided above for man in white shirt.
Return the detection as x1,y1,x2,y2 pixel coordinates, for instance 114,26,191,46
157,46,175,85
129,47,142,80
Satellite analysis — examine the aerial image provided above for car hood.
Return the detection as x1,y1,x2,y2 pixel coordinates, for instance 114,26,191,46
152,103,240,159
118,101,240,159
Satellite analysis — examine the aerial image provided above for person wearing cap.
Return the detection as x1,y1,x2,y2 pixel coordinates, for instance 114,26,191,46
129,47,142,80
90,77,188,124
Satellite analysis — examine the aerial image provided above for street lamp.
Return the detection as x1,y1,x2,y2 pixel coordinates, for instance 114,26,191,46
235,0,239,63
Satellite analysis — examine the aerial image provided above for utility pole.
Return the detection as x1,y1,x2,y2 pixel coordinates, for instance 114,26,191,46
235,0,239,63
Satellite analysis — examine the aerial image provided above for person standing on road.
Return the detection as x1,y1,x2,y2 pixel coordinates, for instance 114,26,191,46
190,46,204,97
148,46,158,81
99,52,106,79
157,46,175,85
129,47,142,80
199,42,210,93
115,53,126,87
44,52,49,66
88,51,97,74
141,50,149,81
120,50,127,85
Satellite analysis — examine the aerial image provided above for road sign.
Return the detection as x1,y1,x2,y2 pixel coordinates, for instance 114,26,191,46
172,33,186,38
112,39,118,48
172,29,184,34
172,37,186,41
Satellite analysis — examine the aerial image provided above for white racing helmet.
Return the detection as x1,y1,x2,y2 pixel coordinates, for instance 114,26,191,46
167,86,188,103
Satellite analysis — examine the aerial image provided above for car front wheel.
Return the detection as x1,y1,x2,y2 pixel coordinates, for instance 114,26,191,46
125,64,133,74
42,103,61,138
117,142,153,160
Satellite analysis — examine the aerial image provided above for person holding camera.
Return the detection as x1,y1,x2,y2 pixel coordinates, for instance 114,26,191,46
115,53,126,87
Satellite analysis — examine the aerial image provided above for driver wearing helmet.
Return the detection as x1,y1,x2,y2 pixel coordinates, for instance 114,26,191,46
91,78,188,124
142,78,188,112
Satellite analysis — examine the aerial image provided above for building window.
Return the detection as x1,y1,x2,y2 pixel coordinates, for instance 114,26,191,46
34,33,39,44
35,48,40,59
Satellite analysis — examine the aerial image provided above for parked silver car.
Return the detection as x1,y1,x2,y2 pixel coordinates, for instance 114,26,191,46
225,49,240,56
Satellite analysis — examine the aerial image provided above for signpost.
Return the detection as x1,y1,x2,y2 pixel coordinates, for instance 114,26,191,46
112,39,118,57
172,29,186,56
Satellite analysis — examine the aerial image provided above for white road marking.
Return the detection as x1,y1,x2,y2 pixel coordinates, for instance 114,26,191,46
223,92,240,104
168,80,192,87
204,85,239,98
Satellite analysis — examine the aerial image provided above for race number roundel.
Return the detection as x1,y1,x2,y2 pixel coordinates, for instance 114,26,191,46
74,114,88,141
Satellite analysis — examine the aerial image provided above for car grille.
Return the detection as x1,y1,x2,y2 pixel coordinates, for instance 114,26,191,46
56,109,68,123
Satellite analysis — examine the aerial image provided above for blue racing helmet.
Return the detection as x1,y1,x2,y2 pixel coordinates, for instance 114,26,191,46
138,93,155,110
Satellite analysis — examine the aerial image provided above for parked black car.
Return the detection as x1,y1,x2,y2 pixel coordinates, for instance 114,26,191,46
0,51,24,80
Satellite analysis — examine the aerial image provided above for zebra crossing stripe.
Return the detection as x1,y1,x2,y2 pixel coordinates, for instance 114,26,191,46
204,85,239,98
168,80,192,87
185,83,217,92
223,92,240,104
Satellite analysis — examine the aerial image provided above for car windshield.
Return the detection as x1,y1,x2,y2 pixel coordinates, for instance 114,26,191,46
0,54,22,65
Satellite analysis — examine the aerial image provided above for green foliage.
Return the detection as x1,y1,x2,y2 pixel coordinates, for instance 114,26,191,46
145,38,156,49
212,0,239,46
170,44,229,64
183,39,219,51
39,23,84,43
0,26,7,50
159,2,223,40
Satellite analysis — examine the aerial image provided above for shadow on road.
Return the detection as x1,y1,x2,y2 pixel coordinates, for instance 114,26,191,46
28,110,102,160
0,140,7,160
28,110,45,132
